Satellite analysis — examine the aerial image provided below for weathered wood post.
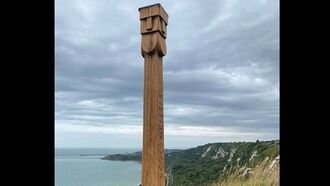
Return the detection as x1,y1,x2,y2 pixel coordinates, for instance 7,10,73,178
139,3,168,186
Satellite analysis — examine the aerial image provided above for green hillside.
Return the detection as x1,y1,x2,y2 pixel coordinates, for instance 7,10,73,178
102,140,279,186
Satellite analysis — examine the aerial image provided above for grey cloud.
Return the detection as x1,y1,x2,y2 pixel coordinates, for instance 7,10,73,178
55,0,279,147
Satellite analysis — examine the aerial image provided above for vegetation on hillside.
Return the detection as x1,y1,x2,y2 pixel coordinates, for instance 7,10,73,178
211,156,279,186
101,140,279,186
165,140,279,186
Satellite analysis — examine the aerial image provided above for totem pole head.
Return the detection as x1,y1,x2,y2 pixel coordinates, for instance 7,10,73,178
139,4,168,57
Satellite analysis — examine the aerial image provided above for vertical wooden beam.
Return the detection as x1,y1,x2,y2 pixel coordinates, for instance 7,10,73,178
139,4,168,186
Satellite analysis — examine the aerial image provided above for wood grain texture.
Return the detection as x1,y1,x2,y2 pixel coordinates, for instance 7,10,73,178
139,4,168,186
142,54,164,186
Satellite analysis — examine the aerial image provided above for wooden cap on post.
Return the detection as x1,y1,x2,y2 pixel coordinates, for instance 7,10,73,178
139,4,168,57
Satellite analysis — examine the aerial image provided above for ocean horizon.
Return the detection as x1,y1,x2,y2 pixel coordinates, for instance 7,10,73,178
55,148,142,186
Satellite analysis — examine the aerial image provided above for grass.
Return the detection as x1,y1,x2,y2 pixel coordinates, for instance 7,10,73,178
211,157,279,186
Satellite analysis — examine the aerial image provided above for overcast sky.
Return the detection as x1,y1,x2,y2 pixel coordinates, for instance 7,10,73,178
55,0,279,148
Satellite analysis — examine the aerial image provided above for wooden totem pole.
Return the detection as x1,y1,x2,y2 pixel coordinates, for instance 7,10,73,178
139,4,168,186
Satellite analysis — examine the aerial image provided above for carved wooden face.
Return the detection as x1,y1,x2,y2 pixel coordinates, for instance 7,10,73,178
139,4,168,39
139,4,168,57
140,16,167,39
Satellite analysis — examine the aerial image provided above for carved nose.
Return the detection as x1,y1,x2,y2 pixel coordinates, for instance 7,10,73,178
147,17,152,30
161,20,166,34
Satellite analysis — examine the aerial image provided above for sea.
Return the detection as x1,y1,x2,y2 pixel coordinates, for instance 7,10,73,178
55,148,142,186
